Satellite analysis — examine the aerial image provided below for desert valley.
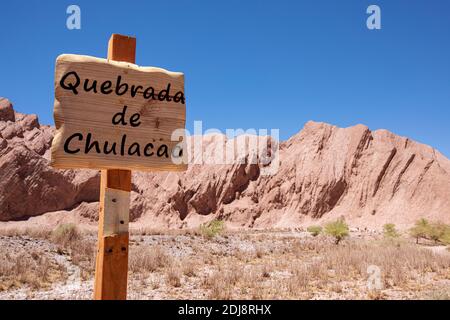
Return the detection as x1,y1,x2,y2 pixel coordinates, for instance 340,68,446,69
0,97,449,299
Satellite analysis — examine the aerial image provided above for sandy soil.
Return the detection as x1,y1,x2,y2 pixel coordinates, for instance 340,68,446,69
0,228,449,300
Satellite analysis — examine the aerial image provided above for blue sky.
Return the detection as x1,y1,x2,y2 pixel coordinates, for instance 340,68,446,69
1,0,450,157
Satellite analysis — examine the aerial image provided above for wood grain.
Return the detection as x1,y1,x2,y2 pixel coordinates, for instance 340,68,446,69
51,45,187,172
94,34,135,301
94,233,129,300
94,169,132,300
103,188,130,236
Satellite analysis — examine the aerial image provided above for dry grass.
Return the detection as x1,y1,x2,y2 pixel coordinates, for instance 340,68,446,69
130,227,201,237
0,227,52,239
181,260,197,277
367,290,387,300
48,224,96,278
0,246,66,291
1,227,449,300
69,238,96,279
51,224,81,246
0,224,97,291
321,240,450,287
425,287,450,300
166,265,182,287
190,235,450,299
204,270,234,299
129,245,173,273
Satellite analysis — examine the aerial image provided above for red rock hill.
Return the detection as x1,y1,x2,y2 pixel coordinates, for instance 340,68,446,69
1,97,449,229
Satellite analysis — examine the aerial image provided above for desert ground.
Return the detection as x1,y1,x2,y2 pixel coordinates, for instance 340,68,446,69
0,224,449,300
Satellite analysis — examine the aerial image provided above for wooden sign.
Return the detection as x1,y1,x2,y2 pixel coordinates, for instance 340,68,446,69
51,54,187,172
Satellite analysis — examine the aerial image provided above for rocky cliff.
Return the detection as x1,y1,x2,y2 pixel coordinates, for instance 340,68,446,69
1,97,449,229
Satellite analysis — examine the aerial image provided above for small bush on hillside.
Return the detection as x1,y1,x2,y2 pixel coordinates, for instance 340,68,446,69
324,218,349,245
441,229,450,246
307,226,322,237
200,220,225,239
409,218,430,244
383,223,400,239
428,222,450,244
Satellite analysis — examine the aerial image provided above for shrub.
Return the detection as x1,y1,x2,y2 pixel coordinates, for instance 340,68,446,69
0,246,66,291
307,225,322,237
51,223,80,246
181,260,196,277
166,266,182,287
409,218,429,244
199,220,225,239
441,231,450,246
441,229,450,245
383,223,399,239
428,222,450,244
324,218,349,244
129,245,172,273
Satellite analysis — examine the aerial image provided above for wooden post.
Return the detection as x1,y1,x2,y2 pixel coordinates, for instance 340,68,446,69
93,34,136,300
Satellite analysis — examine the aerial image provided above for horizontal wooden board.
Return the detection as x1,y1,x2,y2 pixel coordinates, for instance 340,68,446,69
51,54,187,171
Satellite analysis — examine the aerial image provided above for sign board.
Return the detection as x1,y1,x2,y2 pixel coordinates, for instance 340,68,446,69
51,54,187,172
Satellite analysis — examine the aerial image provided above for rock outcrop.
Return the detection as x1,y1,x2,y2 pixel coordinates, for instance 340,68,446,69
1,97,449,229
0,98,99,221
129,122,450,229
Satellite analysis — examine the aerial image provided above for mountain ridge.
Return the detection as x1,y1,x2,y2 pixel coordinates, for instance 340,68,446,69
1,97,449,229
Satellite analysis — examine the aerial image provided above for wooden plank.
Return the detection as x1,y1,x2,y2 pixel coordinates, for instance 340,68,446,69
51,49,187,172
93,34,135,301
108,34,136,64
103,188,130,236
104,169,132,192
94,233,129,300
95,170,131,299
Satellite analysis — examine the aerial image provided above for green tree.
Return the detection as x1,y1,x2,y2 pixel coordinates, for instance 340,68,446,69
440,228,450,245
409,218,429,244
428,222,448,244
324,218,349,245
383,223,399,239
307,225,322,237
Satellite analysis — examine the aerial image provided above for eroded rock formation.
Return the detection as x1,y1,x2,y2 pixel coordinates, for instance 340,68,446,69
1,97,449,229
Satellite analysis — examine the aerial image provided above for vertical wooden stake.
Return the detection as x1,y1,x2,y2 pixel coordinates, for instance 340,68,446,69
93,34,136,300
